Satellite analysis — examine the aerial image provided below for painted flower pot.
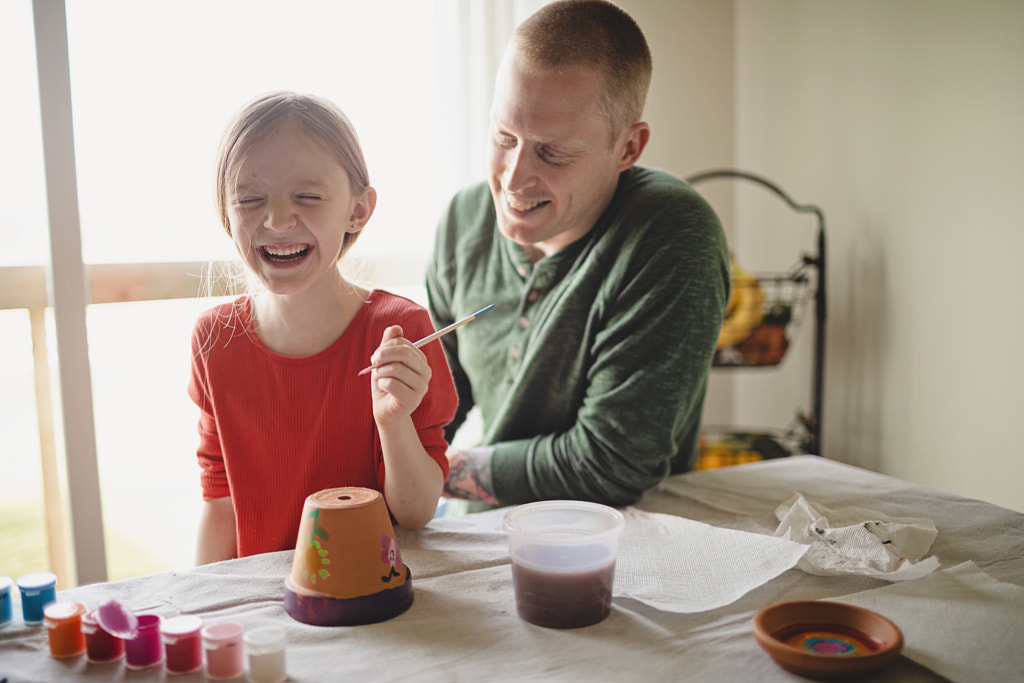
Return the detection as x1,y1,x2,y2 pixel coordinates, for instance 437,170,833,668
283,487,413,626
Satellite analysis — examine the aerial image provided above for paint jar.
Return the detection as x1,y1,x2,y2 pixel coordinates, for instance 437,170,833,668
0,576,12,627
125,614,163,669
161,614,203,675
43,601,87,657
244,625,287,683
17,572,57,624
81,608,125,663
202,621,245,680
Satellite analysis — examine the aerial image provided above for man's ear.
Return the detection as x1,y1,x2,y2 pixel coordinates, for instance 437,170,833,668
616,122,650,172
347,186,378,232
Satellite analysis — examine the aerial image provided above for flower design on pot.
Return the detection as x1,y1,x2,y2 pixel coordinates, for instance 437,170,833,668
303,509,331,584
380,534,402,583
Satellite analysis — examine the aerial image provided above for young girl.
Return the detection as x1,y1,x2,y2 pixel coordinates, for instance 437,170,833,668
190,92,457,564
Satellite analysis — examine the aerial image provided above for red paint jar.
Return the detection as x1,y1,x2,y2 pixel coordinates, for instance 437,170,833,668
81,609,125,663
161,614,203,675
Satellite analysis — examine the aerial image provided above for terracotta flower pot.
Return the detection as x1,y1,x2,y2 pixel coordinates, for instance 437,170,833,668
283,487,413,626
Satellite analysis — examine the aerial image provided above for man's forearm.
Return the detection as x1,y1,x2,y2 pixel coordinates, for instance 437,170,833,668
443,446,499,504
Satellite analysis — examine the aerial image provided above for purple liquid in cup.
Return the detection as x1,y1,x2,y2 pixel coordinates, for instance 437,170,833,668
511,543,616,628
503,501,624,629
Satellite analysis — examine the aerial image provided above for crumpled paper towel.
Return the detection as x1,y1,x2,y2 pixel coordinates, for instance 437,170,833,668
774,492,939,581
614,508,809,613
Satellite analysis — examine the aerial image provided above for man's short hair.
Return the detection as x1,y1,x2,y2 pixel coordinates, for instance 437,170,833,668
513,0,652,141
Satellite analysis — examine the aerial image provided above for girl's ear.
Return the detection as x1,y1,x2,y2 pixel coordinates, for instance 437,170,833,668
347,186,377,232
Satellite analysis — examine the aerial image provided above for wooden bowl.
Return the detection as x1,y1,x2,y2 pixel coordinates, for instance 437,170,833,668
752,601,903,680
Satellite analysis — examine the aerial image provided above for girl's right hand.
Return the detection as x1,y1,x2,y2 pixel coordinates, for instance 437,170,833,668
367,325,431,427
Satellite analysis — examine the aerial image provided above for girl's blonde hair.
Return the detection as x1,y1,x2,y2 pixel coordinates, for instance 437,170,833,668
214,91,370,262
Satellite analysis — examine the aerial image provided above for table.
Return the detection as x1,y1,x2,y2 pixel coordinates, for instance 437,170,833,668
2,456,1022,682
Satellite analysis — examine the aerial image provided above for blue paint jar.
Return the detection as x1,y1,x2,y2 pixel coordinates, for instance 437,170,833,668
0,576,13,626
17,572,58,625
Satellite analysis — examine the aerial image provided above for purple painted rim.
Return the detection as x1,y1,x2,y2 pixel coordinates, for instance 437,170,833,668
283,567,413,626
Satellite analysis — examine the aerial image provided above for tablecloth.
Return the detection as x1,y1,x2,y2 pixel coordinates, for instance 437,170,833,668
2,456,1022,682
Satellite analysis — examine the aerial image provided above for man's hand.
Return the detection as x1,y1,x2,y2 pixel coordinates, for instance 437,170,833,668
444,447,499,504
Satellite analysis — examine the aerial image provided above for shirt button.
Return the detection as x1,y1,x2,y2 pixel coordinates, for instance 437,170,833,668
518,317,530,330
509,346,522,360
527,290,540,303
516,265,529,277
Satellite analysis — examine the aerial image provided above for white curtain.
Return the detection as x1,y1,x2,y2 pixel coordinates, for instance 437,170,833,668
435,0,548,193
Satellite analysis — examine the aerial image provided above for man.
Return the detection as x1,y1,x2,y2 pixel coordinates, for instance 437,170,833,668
427,0,729,508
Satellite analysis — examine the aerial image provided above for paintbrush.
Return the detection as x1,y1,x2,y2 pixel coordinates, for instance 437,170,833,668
358,304,495,376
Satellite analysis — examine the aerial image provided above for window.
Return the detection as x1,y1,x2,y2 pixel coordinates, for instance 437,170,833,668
1,0,534,584
0,0,58,584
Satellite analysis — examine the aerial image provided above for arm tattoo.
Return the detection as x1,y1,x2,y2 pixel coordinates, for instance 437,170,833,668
443,447,499,504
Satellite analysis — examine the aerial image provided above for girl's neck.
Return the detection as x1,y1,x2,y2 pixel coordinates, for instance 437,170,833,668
251,271,369,357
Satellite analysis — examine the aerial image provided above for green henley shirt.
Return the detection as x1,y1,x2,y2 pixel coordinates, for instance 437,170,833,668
427,166,730,506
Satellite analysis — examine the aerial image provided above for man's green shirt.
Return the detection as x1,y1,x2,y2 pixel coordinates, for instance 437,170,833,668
427,166,730,506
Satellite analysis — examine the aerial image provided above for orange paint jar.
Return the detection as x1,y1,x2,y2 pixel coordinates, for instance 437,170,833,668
43,602,87,658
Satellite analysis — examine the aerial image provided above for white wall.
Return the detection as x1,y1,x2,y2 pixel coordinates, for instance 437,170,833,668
620,0,1023,512
618,0,738,424
732,0,1023,511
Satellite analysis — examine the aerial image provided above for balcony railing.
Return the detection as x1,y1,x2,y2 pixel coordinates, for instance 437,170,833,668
1,256,424,587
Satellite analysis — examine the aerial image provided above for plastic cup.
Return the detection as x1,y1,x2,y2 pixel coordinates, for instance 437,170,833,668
244,625,287,683
81,608,125,663
17,572,57,624
125,614,163,669
43,601,87,657
503,500,625,629
0,576,13,627
161,614,203,675
202,621,245,680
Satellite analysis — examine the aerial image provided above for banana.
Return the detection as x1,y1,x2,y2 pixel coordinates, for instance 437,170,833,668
716,258,764,350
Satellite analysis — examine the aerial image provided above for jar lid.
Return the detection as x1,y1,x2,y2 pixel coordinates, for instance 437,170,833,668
95,599,139,638
43,601,86,622
17,572,57,591
243,625,287,652
0,575,12,592
201,621,244,644
160,614,203,637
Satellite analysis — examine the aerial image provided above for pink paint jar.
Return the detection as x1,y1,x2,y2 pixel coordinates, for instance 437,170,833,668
81,608,125,663
43,601,86,658
125,614,163,669
202,621,245,680
161,614,203,675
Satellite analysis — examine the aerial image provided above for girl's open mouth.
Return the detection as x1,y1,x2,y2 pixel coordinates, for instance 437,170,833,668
260,245,310,263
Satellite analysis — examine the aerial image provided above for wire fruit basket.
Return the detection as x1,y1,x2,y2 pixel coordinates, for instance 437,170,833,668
687,168,827,458
712,259,815,368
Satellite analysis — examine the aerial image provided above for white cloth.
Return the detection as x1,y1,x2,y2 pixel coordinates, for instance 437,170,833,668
835,561,1024,683
2,456,1022,683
